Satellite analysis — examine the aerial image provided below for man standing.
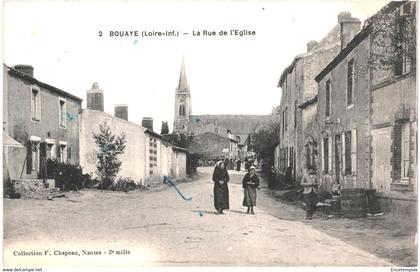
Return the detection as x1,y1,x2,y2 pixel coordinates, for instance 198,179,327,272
301,167,319,219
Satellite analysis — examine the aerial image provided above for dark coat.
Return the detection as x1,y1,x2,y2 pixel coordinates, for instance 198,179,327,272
212,166,230,210
242,173,259,189
242,173,259,206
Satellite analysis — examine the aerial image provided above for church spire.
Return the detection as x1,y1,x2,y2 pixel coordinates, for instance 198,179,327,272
177,57,189,93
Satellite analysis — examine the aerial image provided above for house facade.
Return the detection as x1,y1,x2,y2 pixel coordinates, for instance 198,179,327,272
277,12,361,184
368,1,417,214
315,27,371,192
314,1,416,215
3,64,82,180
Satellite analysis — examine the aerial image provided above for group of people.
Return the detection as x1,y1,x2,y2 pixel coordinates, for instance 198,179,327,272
211,160,330,220
212,161,259,215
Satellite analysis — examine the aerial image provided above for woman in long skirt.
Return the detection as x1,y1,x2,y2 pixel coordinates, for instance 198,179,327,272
242,166,260,214
212,161,230,214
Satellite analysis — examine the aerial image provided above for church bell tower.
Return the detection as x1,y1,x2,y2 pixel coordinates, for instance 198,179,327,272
173,58,192,133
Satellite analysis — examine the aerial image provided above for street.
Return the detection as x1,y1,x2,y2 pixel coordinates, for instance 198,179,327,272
4,168,396,267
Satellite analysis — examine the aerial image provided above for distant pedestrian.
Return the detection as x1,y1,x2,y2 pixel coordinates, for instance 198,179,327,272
212,161,230,215
242,166,260,214
236,159,241,171
301,166,319,219
245,156,250,171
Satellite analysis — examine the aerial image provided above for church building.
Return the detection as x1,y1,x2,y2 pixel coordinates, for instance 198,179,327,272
173,59,270,163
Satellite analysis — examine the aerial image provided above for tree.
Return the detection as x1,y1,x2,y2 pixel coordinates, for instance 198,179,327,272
93,121,127,189
252,106,280,174
161,121,169,134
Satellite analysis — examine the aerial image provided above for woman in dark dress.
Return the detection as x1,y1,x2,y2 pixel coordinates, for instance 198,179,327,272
212,161,230,215
242,166,260,214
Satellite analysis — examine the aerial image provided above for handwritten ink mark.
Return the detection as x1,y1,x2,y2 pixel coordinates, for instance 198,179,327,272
163,176,192,201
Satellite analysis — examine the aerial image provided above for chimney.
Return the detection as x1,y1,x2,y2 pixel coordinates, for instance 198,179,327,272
87,82,104,112
13,64,34,77
142,117,154,131
338,11,361,49
114,104,128,121
307,40,318,52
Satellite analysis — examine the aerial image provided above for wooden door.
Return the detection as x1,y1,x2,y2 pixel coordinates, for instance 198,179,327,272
372,127,392,192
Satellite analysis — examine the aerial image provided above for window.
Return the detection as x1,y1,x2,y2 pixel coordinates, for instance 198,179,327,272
59,98,66,128
294,100,297,128
395,3,413,76
215,127,219,134
67,146,72,161
344,131,352,175
32,142,40,171
347,59,354,106
401,123,410,181
285,107,288,132
323,138,329,173
31,86,41,121
27,139,40,174
179,104,186,117
59,144,67,163
281,110,285,135
46,144,56,160
326,80,331,116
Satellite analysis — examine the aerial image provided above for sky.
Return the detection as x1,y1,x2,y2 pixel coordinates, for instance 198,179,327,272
3,0,389,133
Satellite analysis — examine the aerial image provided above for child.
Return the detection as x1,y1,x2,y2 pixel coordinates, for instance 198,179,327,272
242,166,260,214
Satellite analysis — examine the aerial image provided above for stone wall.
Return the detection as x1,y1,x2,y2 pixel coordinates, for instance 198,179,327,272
79,109,147,185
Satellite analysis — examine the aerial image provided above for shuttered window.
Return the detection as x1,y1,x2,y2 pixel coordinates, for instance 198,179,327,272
323,138,328,173
344,131,352,175
347,59,354,106
326,80,331,116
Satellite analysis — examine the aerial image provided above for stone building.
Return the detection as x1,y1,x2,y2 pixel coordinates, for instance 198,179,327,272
189,132,238,165
315,27,371,192
172,60,269,162
315,1,416,215
276,12,361,183
3,64,82,180
79,83,187,185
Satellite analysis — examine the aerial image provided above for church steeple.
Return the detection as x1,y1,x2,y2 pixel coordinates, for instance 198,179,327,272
173,58,192,133
177,57,189,93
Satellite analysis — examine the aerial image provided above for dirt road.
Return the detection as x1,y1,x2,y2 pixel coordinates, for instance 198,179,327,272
4,168,395,267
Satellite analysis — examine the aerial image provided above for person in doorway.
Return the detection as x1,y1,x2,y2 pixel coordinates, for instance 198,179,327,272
242,166,260,214
212,161,230,215
301,166,319,219
284,163,294,188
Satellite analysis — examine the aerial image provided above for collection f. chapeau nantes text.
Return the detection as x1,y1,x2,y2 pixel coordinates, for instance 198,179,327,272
13,249,130,257
98,29,256,38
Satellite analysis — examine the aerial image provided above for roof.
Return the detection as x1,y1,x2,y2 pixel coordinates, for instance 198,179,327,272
172,146,188,153
315,25,372,83
277,55,304,87
144,129,163,139
189,114,270,135
235,134,250,145
5,64,83,102
298,95,318,109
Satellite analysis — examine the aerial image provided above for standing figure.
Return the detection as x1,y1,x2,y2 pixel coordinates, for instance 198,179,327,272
245,156,250,171
285,163,294,188
301,167,319,219
242,166,260,214
212,161,230,214
236,159,241,171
